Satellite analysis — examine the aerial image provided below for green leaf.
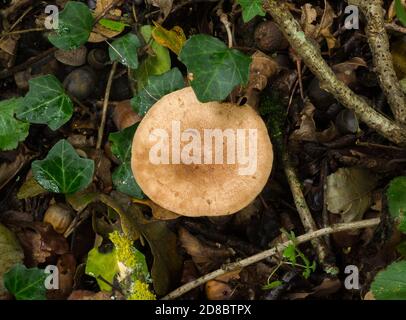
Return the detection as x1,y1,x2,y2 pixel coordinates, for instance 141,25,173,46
262,280,283,290
109,33,142,69
371,261,406,300
109,124,138,163
3,264,46,300
0,223,24,297
112,163,145,199
85,247,118,292
283,244,297,265
0,98,29,151
48,1,94,50
32,139,95,194
237,0,265,23
135,25,171,90
16,75,73,131
179,34,251,102
99,18,128,32
396,0,406,27
131,68,184,116
387,176,406,233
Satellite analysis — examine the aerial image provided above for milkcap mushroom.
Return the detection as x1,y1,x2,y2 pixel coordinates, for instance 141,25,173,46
131,87,273,217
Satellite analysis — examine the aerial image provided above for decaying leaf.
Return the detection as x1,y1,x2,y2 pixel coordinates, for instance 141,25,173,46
289,100,337,143
326,167,378,223
178,227,234,274
89,0,124,43
147,0,173,22
0,223,24,298
132,199,180,220
151,22,186,55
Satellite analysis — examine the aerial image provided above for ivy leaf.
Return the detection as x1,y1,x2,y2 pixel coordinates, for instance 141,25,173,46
109,124,138,163
112,163,145,199
135,25,171,90
179,34,251,102
32,139,95,194
16,75,73,131
387,176,406,233
3,264,46,300
396,0,406,27
237,0,266,23
371,261,406,300
151,22,186,55
85,247,118,292
48,1,94,50
131,68,184,116
0,98,29,151
109,33,142,69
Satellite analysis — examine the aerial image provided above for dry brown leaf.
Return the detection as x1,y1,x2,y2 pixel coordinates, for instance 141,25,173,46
205,270,240,300
178,227,233,274
88,0,123,43
148,0,173,21
289,100,337,143
301,4,318,37
132,198,180,220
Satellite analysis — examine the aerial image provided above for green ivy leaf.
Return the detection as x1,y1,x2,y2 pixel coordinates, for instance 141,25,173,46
48,1,94,50
109,124,138,163
179,34,251,102
109,33,142,69
387,176,406,233
131,68,184,116
237,0,265,23
0,98,29,151
112,163,145,199
135,25,171,90
3,264,46,300
85,247,118,292
32,139,95,194
371,261,406,300
396,0,406,27
16,75,73,131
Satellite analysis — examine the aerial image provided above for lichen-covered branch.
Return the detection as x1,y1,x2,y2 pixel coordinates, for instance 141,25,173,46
349,0,406,125
263,0,406,146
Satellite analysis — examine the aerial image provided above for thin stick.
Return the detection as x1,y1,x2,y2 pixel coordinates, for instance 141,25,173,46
1,27,45,37
282,149,337,274
263,0,406,146
0,47,57,79
97,61,117,149
349,0,406,125
219,12,233,48
162,218,381,300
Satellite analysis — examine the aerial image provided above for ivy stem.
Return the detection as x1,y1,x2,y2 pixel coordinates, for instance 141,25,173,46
97,61,118,150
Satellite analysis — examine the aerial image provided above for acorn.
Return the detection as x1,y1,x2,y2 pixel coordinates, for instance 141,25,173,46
63,67,96,100
254,21,289,53
335,109,359,135
87,49,108,70
43,203,73,234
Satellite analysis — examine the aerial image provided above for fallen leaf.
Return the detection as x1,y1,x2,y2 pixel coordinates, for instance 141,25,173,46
132,199,180,220
0,223,24,298
147,0,173,21
89,0,124,43
326,167,378,223
289,100,337,143
152,22,186,55
178,227,233,274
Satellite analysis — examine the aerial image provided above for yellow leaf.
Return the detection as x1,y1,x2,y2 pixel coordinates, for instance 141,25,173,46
151,22,186,55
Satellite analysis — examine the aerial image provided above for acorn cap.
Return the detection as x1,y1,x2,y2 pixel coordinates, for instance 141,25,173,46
131,87,273,217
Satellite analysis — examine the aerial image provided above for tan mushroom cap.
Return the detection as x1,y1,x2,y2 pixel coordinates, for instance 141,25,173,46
131,87,273,217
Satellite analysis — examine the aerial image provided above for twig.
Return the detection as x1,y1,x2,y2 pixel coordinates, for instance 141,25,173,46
97,61,118,149
262,0,406,146
386,22,406,34
1,27,45,37
218,11,233,48
162,218,381,300
0,47,57,79
349,0,406,125
282,148,337,274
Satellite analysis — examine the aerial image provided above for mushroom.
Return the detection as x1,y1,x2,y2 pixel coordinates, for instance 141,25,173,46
131,87,273,217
